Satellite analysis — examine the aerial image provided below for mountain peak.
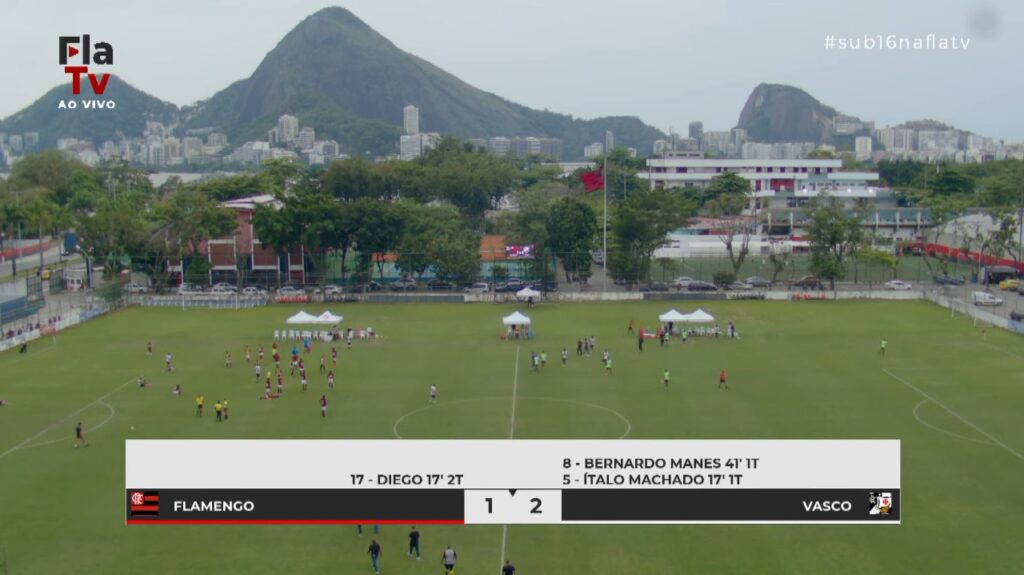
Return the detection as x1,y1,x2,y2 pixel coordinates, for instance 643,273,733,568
736,83,841,144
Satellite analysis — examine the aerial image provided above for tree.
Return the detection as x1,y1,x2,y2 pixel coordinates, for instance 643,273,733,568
856,248,899,283
806,196,865,290
395,203,462,282
157,188,236,285
545,197,598,283
427,226,481,284
322,158,381,202
352,199,406,281
252,203,297,288
705,172,753,276
24,194,64,268
608,188,695,287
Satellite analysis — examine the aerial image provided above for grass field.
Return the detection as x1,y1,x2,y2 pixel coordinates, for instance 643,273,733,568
1,300,1022,574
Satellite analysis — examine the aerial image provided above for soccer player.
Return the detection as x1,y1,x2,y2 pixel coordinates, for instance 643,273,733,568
719,369,728,390
441,545,457,573
222,399,229,421
224,351,232,368
147,341,153,356
320,394,328,417
257,344,264,362
245,345,252,363
74,422,86,448
576,339,583,356
880,338,887,356
663,368,670,390
605,355,613,376
331,346,338,366
137,376,151,389
628,319,634,334
273,351,281,371
408,526,421,559
503,559,516,575
561,347,568,365
602,349,609,364
214,400,223,422
328,370,335,391
429,384,437,404
165,352,173,372
531,352,539,372
301,374,308,392
367,539,382,574
173,383,181,397
540,351,548,368
254,362,262,383
319,355,326,375
277,376,285,395
195,394,204,417
264,378,272,398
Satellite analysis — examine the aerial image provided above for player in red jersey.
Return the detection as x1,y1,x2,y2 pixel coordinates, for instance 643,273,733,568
327,370,335,391
320,394,328,417
719,369,728,390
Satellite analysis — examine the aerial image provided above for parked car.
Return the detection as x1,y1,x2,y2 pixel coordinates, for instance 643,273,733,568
427,279,457,291
672,276,696,290
210,285,236,295
527,281,558,293
390,279,418,291
177,282,202,295
211,282,237,293
494,282,520,293
124,283,148,294
884,280,913,291
791,275,822,289
687,281,718,292
276,286,305,297
972,291,1003,306
744,276,772,288
321,285,344,296
998,278,1021,291
722,281,752,291
464,282,491,294
934,274,965,286
639,281,669,292
241,286,268,296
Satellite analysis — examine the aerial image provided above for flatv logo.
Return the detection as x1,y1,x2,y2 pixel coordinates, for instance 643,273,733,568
58,35,116,109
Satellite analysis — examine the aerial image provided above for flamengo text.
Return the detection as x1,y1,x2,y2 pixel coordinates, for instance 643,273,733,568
173,500,255,512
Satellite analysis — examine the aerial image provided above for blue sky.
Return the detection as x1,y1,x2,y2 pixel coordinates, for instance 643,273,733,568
2,0,1020,140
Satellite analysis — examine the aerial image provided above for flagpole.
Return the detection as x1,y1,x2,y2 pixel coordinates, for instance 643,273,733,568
602,153,608,294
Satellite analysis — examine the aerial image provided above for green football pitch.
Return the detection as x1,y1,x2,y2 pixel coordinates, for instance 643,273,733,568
1,300,1022,574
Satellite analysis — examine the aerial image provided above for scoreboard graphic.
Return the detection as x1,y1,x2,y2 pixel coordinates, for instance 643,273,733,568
125,440,900,525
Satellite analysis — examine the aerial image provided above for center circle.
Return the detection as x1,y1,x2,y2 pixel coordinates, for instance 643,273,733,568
393,396,631,440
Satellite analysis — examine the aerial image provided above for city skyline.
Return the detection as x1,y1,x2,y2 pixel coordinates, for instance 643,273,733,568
0,0,1021,140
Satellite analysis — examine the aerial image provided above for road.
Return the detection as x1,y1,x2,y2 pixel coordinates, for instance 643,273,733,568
0,245,79,280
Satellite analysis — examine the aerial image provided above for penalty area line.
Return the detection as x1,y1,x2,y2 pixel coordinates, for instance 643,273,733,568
882,368,1023,462
0,377,135,460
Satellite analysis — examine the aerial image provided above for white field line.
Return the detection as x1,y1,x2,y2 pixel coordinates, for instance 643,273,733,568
500,345,520,573
882,368,1023,462
0,377,135,460
911,399,993,445
18,401,117,451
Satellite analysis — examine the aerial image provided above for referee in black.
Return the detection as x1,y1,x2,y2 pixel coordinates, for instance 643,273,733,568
503,559,517,574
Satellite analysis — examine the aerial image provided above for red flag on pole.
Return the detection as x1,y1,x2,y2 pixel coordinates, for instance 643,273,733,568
579,168,604,193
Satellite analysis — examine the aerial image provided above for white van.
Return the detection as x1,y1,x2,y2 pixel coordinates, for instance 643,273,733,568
972,291,1003,306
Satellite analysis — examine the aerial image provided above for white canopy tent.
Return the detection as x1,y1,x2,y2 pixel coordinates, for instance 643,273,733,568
658,309,689,323
315,311,343,324
683,309,715,323
515,287,542,300
285,310,319,324
502,311,532,326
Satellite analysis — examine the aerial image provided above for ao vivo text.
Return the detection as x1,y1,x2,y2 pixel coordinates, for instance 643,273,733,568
58,34,115,110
